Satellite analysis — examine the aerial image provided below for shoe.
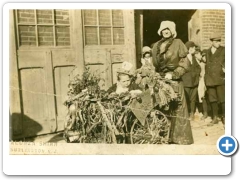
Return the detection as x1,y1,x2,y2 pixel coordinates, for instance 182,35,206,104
201,113,208,120
221,116,225,125
207,117,219,126
189,113,194,121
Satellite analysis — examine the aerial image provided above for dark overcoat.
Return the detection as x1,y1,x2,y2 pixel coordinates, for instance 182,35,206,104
182,56,201,88
205,46,225,86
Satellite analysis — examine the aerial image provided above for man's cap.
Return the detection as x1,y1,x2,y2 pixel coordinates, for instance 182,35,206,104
210,32,222,41
142,46,152,54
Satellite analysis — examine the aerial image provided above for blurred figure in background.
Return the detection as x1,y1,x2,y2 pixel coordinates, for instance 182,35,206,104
194,48,208,120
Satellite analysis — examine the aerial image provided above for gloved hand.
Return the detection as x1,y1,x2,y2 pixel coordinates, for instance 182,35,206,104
129,90,142,98
165,73,172,80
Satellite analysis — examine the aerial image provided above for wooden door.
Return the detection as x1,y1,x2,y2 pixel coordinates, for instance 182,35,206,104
82,10,136,88
10,10,84,139
134,10,143,69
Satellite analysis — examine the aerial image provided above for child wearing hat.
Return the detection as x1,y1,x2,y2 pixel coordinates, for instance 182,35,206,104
141,46,154,66
182,41,201,121
135,46,156,90
107,61,142,96
106,61,142,144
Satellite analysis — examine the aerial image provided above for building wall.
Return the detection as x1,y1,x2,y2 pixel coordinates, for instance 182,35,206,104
188,10,201,47
10,9,136,139
11,9,225,139
10,10,84,139
189,9,225,50
17,10,71,47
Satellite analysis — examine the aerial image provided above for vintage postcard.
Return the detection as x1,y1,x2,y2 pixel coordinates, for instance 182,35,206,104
3,2,232,175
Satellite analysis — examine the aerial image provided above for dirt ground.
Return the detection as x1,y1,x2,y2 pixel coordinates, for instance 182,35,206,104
9,112,225,155
25,112,225,145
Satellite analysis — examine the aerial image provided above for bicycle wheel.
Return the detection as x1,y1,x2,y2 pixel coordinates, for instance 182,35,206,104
130,110,170,144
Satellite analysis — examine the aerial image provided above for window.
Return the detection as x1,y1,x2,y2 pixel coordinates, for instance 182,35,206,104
15,9,71,47
83,10,125,45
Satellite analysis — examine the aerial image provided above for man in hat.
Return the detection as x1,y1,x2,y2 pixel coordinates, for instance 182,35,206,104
182,41,201,121
205,32,225,126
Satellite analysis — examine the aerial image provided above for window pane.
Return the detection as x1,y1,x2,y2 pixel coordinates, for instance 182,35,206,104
85,27,98,45
54,10,70,24
17,10,35,23
99,28,111,45
38,26,54,46
56,26,71,46
84,10,97,25
37,10,52,24
99,10,111,26
19,25,36,46
112,10,124,27
113,28,124,45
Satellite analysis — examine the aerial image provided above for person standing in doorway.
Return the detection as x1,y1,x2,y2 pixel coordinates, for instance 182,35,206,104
141,46,154,67
205,32,225,126
152,20,194,145
182,41,201,121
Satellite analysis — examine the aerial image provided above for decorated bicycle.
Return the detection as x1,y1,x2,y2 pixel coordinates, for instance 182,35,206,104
63,61,180,144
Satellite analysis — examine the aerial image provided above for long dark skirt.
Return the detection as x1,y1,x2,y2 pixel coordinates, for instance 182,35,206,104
169,81,194,145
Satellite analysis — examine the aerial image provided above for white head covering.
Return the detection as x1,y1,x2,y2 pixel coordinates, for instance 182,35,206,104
157,21,177,38
142,46,152,54
117,61,133,76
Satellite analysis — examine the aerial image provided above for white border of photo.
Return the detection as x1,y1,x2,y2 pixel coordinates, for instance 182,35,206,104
2,2,232,176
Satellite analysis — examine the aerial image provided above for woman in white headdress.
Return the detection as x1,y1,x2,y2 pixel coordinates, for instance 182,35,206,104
152,20,193,145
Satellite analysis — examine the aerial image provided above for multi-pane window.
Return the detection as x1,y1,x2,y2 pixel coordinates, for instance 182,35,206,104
15,9,71,47
83,10,125,45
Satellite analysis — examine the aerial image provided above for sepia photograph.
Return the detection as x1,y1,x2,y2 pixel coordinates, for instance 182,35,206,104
8,6,228,157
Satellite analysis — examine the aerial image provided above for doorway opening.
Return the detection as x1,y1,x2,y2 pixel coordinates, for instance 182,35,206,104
135,10,196,68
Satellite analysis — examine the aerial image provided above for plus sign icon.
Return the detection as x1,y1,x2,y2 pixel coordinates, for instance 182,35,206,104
217,135,238,156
